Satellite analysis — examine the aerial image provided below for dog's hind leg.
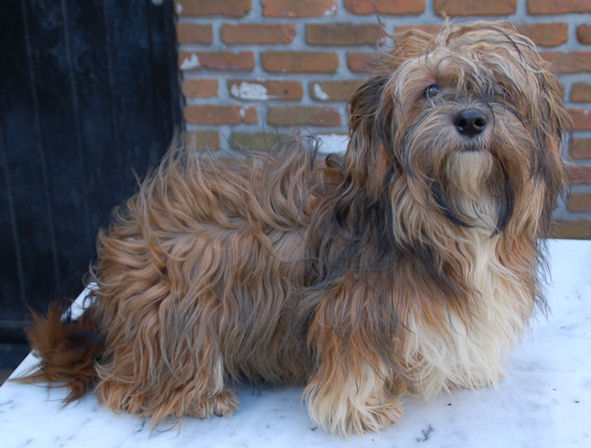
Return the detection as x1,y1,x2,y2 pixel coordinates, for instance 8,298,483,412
91,231,240,424
93,307,239,425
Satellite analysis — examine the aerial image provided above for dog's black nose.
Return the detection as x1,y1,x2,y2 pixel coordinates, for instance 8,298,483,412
453,109,488,137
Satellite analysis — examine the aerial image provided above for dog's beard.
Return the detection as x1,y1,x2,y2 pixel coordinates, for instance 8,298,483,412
400,103,535,233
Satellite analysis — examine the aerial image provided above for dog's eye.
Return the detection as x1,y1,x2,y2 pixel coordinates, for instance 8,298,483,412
498,83,512,98
424,84,440,98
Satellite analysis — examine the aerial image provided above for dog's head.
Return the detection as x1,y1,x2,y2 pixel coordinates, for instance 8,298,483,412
345,22,570,238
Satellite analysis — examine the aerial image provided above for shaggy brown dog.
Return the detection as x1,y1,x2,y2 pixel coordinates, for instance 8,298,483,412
20,22,569,436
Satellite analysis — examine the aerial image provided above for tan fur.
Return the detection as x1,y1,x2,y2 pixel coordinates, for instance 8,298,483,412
18,22,570,437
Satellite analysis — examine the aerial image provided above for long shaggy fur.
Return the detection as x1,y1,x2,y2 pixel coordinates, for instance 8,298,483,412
18,22,569,436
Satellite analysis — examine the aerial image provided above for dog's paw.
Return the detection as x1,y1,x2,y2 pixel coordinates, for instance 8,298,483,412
344,398,403,436
310,396,403,436
188,389,239,418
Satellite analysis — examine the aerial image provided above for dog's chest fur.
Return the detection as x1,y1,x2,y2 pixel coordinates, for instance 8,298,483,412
402,228,534,400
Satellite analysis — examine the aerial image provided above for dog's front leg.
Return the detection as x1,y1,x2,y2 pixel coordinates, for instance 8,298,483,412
303,286,404,436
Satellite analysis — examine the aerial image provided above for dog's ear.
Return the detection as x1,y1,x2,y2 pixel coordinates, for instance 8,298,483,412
536,70,571,155
345,75,395,200
533,69,571,229
344,30,435,199
348,76,388,135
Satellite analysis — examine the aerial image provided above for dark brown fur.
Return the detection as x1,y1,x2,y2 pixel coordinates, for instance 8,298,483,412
19,303,103,403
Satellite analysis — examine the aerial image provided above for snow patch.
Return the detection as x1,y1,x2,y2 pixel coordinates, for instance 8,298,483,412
313,83,329,101
317,134,348,153
231,82,270,100
180,54,200,70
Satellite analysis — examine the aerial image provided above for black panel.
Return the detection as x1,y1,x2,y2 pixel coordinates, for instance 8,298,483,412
25,0,88,307
0,0,55,321
0,0,181,343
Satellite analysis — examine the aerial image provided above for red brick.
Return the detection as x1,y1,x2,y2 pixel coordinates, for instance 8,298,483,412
262,0,337,17
221,24,296,45
517,23,568,47
175,0,251,16
306,23,384,46
570,139,591,160
176,23,213,44
394,24,564,45
347,52,375,73
434,0,516,16
261,52,339,73
267,106,341,126
227,80,303,101
577,24,591,44
550,218,591,239
182,79,218,98
396,23,555,39
570,108,591,130
395,25,442,35
528,0,591,14
541,52,591,74
566,192,591,212
185,130,221,151
310,80,364,101
230,133,286,151
179,52,255,71
184,105,258,125
566,164,591,184
570,83,591,103
344,0,425,14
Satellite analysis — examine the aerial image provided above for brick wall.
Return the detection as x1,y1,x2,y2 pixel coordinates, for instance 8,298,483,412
175,0,591,239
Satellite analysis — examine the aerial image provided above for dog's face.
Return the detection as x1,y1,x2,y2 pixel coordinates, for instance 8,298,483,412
346,22,570,237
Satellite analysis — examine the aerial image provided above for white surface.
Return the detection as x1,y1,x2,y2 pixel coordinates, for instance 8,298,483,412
317,133,348,153
1,239,589,447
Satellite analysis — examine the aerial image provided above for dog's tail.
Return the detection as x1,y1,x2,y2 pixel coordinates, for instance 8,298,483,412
14,302,104,402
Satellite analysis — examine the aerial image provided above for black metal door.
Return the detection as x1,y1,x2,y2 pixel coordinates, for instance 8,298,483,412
0,0,181,344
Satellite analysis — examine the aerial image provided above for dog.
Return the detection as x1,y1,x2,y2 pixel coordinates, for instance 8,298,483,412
19,22,569,436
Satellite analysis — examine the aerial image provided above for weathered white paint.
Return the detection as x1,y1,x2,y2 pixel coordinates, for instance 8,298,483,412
180,54,200,70
231,82,270,101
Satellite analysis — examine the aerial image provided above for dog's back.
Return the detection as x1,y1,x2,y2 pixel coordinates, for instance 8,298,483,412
18,142,339,415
